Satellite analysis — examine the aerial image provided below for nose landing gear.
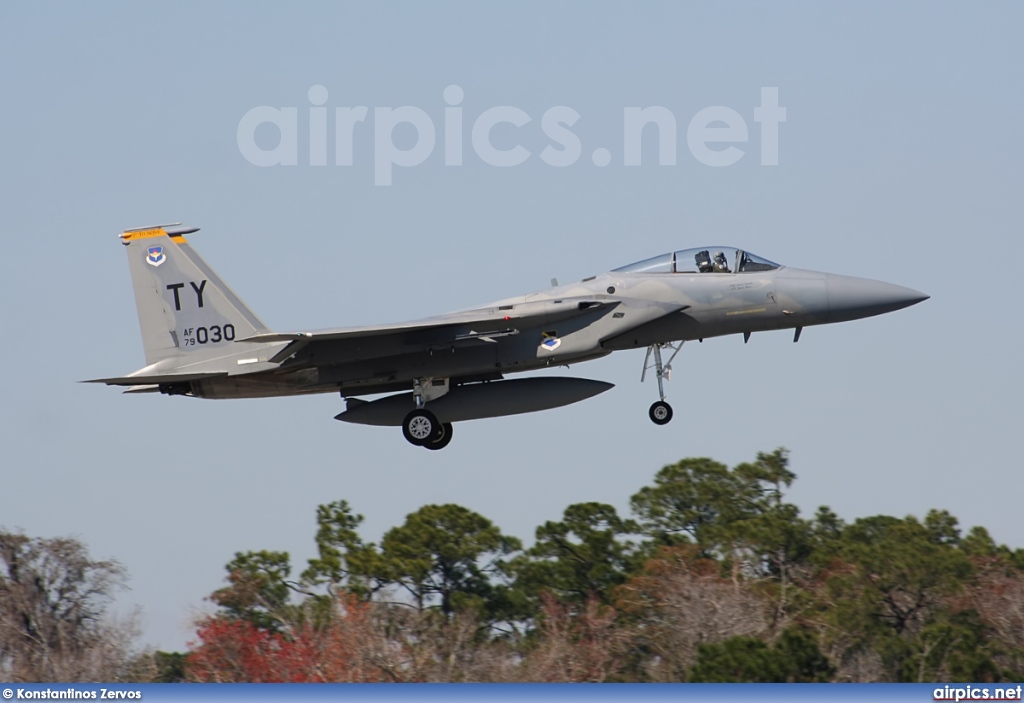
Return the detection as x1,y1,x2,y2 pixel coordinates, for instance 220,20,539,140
642,342,682,425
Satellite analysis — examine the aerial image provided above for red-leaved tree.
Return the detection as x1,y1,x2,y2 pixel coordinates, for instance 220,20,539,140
187,596,383,682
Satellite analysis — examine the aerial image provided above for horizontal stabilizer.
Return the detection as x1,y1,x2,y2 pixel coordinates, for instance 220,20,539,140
83,372,228,386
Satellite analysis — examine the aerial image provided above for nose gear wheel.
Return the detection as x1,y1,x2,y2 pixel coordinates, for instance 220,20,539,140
649,400,673,425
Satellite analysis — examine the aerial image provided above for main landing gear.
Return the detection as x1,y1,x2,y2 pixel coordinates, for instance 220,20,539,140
642,342,683,425
402,377,454,450
402,409,453,450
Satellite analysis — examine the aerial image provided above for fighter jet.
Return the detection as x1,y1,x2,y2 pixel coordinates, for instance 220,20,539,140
87,224,928,449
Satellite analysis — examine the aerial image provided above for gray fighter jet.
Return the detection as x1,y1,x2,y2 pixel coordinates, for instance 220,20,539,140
88,224,928,449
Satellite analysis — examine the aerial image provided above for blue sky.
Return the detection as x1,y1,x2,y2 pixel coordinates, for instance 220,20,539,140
1,2,1021,651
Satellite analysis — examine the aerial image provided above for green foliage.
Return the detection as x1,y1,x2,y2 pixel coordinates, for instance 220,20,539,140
774,628,836,682
379,503,522,618
151,651,187,683
301,500,385,600
960,526,998,558
511,502,639,606
629,449,814,627
925,509,962,546
906,610,1002,683
197,449,1024,683
689,627,834,682
210,550,294,632
629,457,735,550
690,637,784,682
809,506,844,554
807,512,980,681
630,450,812,575
726,450,813,580
843,515,972,634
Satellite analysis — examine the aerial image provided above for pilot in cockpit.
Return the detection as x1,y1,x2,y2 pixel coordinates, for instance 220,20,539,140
712,250,731,273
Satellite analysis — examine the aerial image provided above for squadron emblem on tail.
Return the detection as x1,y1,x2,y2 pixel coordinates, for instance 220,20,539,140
146,246,166,267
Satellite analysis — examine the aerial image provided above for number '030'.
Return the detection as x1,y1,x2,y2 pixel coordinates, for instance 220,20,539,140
191,324,235,344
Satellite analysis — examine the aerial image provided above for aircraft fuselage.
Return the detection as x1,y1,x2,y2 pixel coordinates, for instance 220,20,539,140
188,265,925,400
94,229,927,449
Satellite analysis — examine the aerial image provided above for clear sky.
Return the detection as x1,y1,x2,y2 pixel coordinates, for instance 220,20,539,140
1,2,1021,651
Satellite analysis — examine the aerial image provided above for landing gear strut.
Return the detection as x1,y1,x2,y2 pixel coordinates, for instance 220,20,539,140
642,342,683,425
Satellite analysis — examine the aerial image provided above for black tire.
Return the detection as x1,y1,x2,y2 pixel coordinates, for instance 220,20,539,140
424,423,454,451
403,409,439,446
649,401,673,425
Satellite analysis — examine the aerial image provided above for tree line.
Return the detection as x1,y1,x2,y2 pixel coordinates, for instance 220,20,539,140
3,449,1023,682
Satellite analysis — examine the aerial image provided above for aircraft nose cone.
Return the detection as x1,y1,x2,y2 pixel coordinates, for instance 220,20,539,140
825,274,929,322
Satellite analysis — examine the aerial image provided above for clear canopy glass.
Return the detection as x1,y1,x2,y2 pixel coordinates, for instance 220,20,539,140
612,247,780,274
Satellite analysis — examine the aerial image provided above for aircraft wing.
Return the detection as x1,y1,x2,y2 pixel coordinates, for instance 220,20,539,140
237,298,618,362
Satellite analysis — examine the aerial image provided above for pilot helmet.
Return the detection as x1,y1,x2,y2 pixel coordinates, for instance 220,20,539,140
713,250,726,262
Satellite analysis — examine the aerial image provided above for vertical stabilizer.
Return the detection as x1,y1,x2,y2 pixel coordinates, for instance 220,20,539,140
120,224,270,366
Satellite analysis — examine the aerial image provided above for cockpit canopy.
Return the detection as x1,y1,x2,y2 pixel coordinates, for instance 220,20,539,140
612,247,780,275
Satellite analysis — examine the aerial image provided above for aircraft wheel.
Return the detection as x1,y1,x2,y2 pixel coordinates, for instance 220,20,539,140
649,401,673,425
424,423,454,451
403,409,440,446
